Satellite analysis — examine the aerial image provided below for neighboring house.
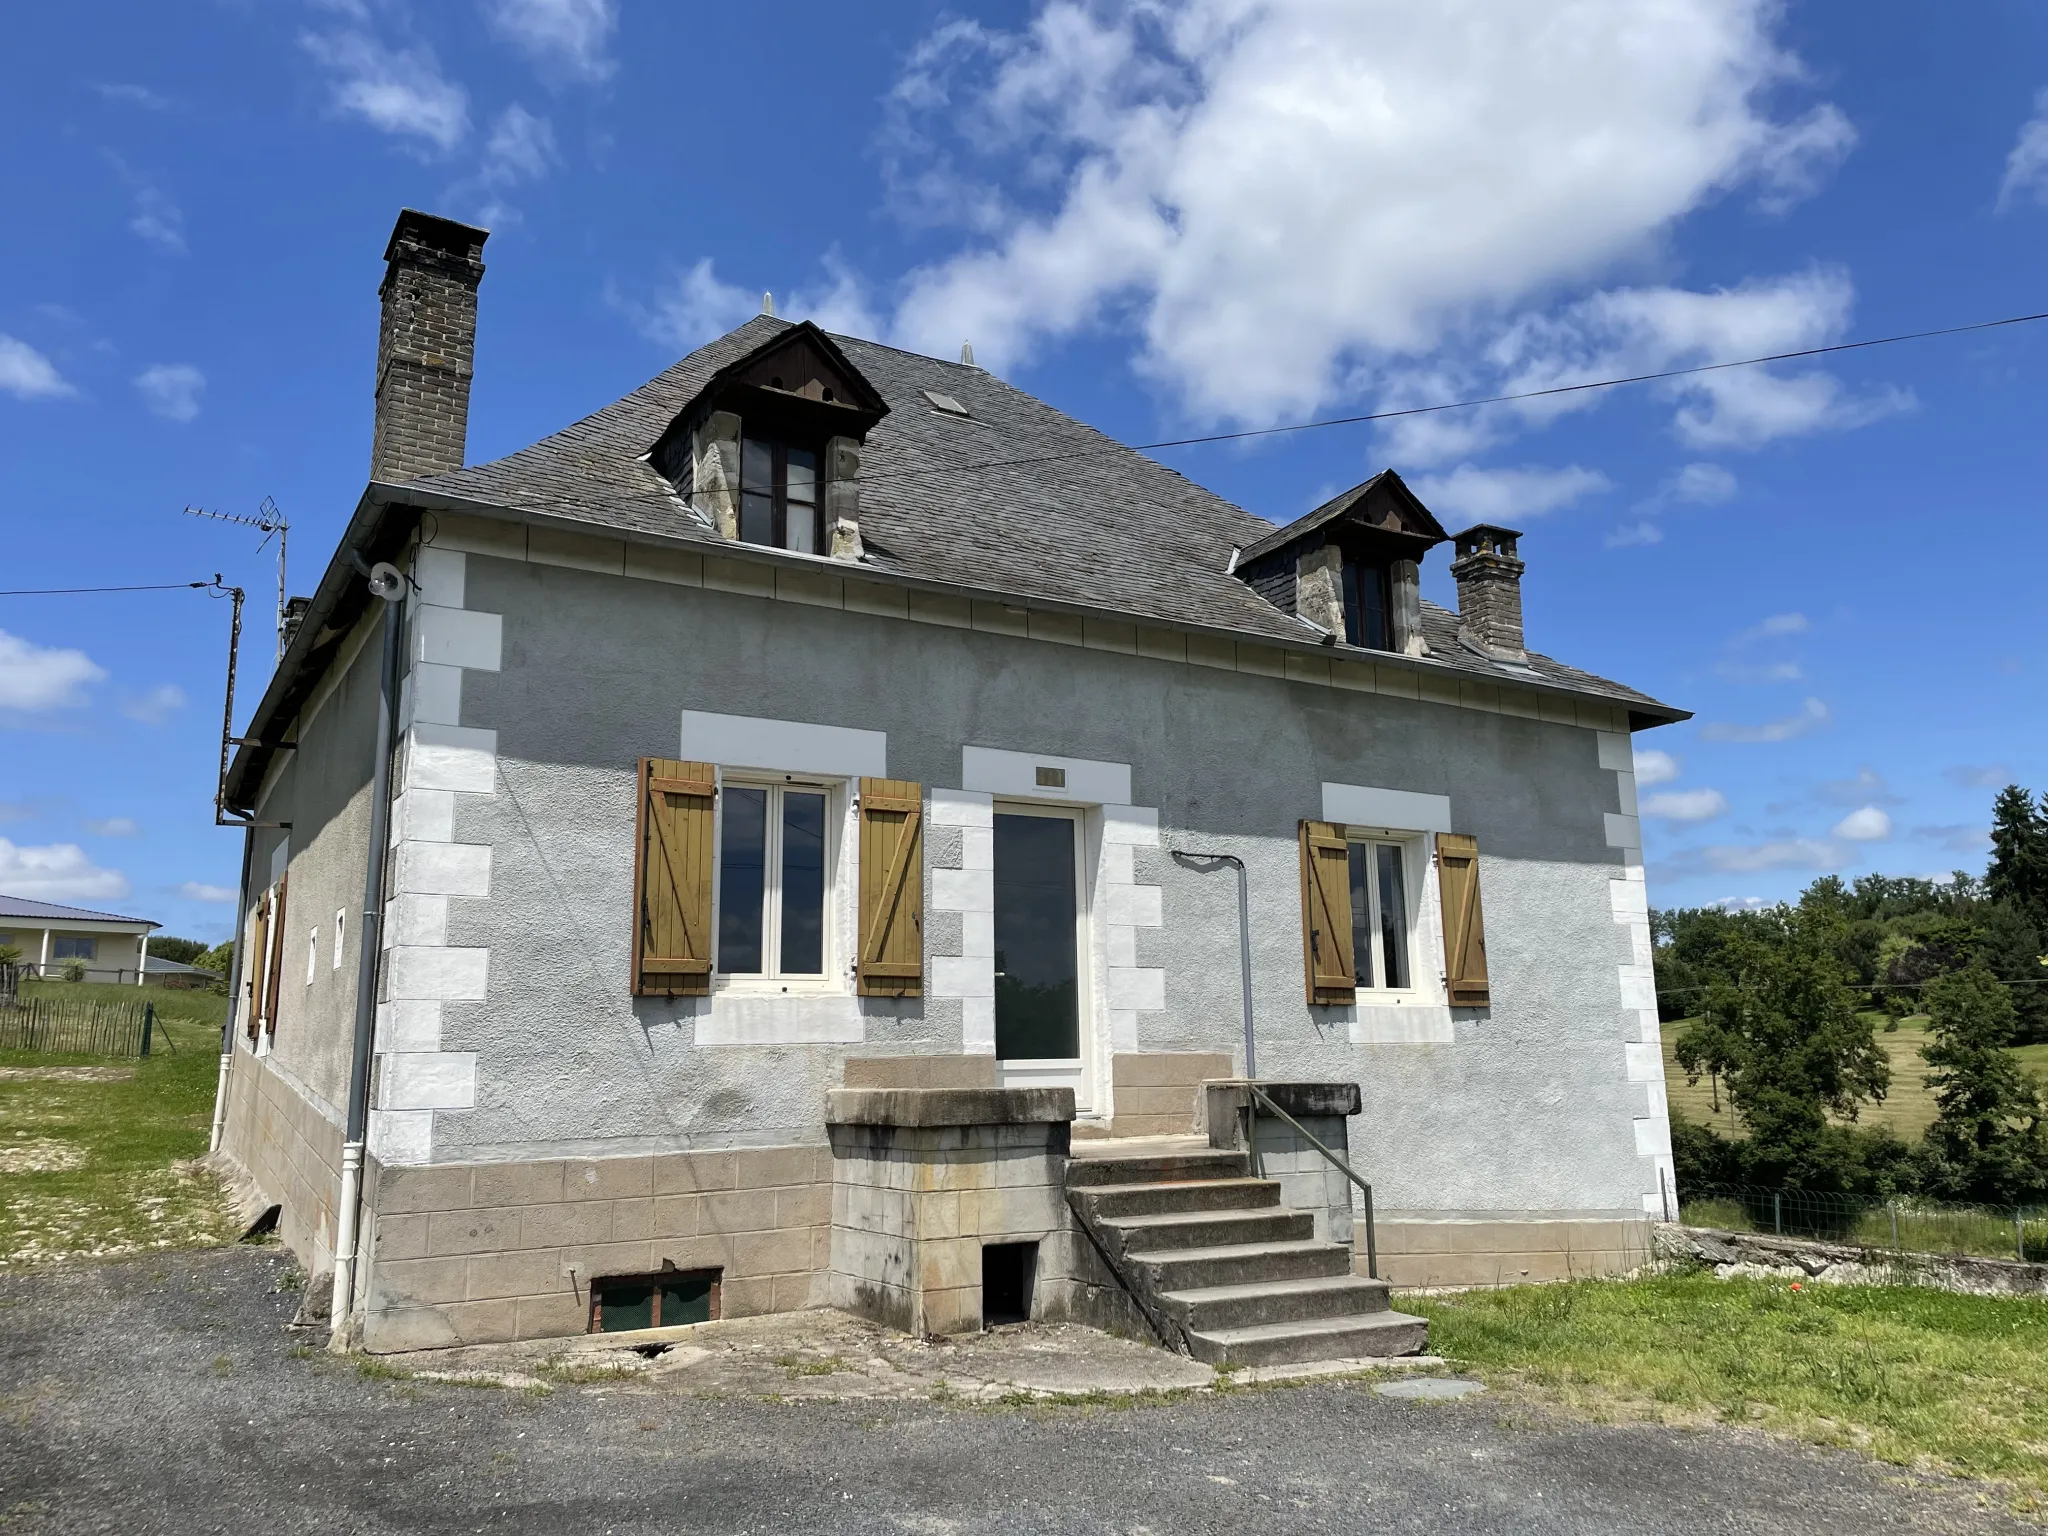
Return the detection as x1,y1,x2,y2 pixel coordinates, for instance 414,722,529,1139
144,954,223,989
212,211,1685,1359
0,895,157,984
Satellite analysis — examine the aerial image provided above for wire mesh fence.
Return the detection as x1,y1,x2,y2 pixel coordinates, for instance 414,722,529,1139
1679,1183,2048,1264
0,994,160,1056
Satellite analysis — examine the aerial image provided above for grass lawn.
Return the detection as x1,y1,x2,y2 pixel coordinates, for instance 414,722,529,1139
0,981,239,1269
1412,1273,2048,1507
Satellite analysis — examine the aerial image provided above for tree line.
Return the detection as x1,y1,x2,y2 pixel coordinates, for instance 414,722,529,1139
1661,785,2048,1206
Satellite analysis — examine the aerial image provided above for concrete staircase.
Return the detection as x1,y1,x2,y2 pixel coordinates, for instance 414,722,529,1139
1066,1139,1427,1367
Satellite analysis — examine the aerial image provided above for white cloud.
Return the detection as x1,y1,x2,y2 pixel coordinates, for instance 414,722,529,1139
1733,611,1807,644
628,259,762,352
1832,805,1892,842
1634,748,1680,787
1410,464,1609,523
1666,462,1738,506
1643,787,1729,823
1999,90,2048,210
1605,520,1663,549
1913,823,1991,855
95,82,173,110
1945,763,2011,790
135,364,204,422
1751,104,1856,214
0,839,129,902
1714,895,1771,912
177,881,236,904
1698,696,1830,743
885,0,1864,437
483,0,617,83
483,104,555,182
1818,767,1899,807
301,29,470,152
1700,838,1846,874
83,817,139,837
0,631,106,711
130,186,186,253
0,336,75,400
120,684,187,724
1715,660,1802,683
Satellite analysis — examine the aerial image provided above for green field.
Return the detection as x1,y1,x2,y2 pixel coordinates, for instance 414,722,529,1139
1413,1273,2048,1508
0,982,238,1268
1662,1015,2048,1143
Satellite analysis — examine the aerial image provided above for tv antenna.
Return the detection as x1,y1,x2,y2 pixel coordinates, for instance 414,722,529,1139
185,497,289,658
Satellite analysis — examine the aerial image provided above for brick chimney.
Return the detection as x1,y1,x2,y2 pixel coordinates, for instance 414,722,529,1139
1449,524,1527,660
372,210,489,483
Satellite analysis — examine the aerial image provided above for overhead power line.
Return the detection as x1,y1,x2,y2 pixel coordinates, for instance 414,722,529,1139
854,306,2048,488
0,579,223,597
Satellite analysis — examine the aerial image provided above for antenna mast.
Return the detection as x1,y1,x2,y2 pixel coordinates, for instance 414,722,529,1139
184,498,290,658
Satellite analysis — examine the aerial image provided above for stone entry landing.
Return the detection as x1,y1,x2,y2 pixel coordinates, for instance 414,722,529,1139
1067,1136,1427,1367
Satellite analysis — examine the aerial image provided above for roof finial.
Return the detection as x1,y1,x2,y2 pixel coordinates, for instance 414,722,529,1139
960,340,975,366
762,292,776,317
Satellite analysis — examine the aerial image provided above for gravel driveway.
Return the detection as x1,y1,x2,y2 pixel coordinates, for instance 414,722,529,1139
0,1249,2028,1535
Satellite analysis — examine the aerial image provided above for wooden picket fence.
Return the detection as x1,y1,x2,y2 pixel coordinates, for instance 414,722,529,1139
0,995,159,1056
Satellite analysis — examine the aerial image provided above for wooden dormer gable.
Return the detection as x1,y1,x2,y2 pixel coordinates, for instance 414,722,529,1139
650,322,890,491
1236,468,1451,569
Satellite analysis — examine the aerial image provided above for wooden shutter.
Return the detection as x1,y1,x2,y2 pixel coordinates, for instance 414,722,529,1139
262,873,289,1037
245,892,270,1041
1298,820,1355,1006
1436,832,1491,1006
857,778,923,997
634,757,716,996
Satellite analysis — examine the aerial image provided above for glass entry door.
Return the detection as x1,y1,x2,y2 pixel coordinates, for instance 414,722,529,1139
993,810,1085,1075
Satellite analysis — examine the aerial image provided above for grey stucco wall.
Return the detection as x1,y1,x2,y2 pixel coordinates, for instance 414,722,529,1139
412,549,1657,1220
237,608,384,1121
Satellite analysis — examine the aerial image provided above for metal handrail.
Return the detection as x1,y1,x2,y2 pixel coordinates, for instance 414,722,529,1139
1244,1082,1380,1281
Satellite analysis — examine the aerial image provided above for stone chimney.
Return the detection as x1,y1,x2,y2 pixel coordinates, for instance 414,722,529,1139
1449,524,1527,660
373,210,489,483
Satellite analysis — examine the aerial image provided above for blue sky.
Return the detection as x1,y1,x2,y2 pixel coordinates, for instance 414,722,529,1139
2,0,2045,941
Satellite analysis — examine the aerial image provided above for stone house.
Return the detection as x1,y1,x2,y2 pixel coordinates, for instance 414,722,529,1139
210,210,1685,1361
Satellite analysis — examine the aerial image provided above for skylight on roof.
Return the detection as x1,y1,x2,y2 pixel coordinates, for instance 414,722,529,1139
922,390,971,418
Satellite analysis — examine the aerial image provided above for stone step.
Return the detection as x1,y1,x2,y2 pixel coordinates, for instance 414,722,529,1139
1075,1178,1282,1220
1159,1274,1394,1332
1066,1151,1251,1188
1131,1238,1355,1292
1187,1310,1430,1368
1108,1207,1314,1253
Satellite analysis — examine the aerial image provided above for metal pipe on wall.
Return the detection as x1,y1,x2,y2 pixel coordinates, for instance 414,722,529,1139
1169,849,1256,1078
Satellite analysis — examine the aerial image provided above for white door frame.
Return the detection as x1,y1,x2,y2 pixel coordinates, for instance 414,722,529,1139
991,800,1098,1112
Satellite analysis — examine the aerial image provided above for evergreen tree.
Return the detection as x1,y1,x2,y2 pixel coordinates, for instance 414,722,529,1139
1988,786,2048,931
1674,905,1891,1191
1916,964,2048,1203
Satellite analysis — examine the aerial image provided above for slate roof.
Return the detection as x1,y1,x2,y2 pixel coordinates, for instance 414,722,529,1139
0,895,157,927
402,316,1678,719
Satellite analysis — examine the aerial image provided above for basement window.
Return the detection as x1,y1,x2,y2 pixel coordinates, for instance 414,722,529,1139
982,1241,1037,1327
589,1269,721,1332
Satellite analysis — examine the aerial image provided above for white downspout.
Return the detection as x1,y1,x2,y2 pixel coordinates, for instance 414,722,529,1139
209,826,258,1154
137,929,149,987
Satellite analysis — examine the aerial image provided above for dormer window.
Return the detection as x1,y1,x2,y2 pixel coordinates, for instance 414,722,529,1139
1340,559,1390,651
740,435,820,554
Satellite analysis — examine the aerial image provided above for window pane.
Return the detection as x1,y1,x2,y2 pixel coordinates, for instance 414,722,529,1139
1346,562,1390,650
784,502,818,555
741,437,774,491
596,1281,654,1332
1347,843,1374,987
1376,843,1410,990
739,490,775,546
719,788,767,974
992,815,1080,1060
785,447,817,502
779,791,827,975
659,1274,715,1326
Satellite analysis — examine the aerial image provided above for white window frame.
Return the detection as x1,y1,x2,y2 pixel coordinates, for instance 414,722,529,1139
1344,828,1428,1000
712,771,844,994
